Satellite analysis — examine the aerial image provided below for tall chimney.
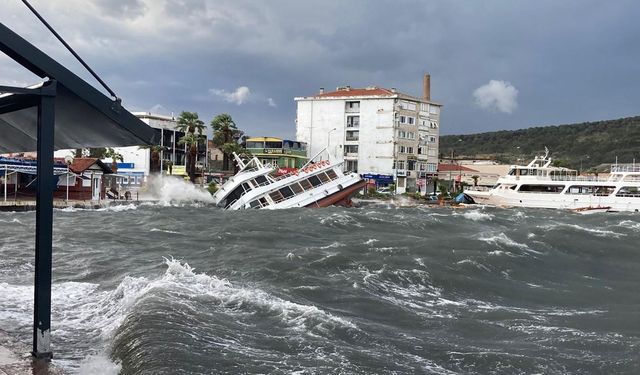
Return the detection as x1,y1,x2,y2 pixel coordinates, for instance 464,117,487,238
423,73,431,101
319,87,324,94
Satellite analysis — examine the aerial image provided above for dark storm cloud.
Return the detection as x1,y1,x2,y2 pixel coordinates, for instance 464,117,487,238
2,0,640,138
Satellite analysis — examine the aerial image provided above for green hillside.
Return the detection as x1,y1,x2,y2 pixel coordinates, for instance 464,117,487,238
440,116,640,170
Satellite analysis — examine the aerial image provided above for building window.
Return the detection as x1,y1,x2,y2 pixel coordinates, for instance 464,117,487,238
344,145,359,154
420,103,429,112
346,101,360,112
408,160,416,171
407,147,414,154
396,160,405,170
399,115,407,124
419,163,426,171
429,105,439,115
430,121,438,129
345,160,358,172
407,117,415,125
428,136,436,143
346,115,360,127
400,101,417,111
399,145,406,153
418,146,424,155
427,163,437,172
346,130,359,141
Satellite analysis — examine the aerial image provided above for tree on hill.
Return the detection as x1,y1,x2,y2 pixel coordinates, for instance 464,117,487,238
440,116,640,168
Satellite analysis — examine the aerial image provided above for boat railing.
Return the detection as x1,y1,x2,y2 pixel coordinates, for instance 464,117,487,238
549,175,608,182
611,164,640,173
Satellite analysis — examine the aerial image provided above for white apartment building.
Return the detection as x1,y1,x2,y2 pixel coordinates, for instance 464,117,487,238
295,74,441,193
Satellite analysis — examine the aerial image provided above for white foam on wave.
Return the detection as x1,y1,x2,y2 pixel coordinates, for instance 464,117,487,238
617,220,640,230
479,233,542,254
97,203,138,212
142,175,215,205
540,223,626,238
319,213,363,228
76,353,121,375
458,210,493,222
364,238,379,245
0,258,356,371
0,218,25,225
149,228,181,234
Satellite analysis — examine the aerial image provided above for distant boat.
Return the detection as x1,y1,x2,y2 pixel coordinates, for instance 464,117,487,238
213,151,366,210
464,148,640,212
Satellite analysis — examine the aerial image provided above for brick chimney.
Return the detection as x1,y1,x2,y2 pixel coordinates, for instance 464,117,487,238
423,73,431,101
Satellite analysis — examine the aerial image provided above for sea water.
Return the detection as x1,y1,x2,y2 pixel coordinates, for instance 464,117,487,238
0,202,639,374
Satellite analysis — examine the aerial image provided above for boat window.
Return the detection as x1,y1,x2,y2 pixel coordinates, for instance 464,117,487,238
249,200,261,209
269,190,285,203
259,197,268,206
519,169,529,176
594,186,615,196
279,186,294,199
317,172,330,183
508,169,515,176
566,185,594,194
518,184,564,193
299,179,313,190
326,169,338,180
254,175,268,186
308,175,322,187
290,183,304,194
616,186,640,197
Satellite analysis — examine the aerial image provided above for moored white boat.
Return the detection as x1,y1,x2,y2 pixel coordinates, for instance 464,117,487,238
464,149,640,212
213,151,366,210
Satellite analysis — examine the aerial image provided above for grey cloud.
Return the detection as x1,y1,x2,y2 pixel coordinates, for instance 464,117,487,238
2,0,640,138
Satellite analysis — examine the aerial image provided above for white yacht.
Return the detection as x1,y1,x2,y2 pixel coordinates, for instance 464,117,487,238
464,149,640,212
213,151,366,210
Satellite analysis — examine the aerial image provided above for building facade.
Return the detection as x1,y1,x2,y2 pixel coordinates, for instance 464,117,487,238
295,75,441,193
245,137,308,169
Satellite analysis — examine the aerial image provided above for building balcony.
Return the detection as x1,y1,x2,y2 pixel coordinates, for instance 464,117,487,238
345,136,359,141
344,152,358,159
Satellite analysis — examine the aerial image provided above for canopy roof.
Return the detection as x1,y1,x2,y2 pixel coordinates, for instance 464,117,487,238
0,22,156,153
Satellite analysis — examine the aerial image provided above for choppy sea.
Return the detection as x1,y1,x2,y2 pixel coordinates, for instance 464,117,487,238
0,197,639,374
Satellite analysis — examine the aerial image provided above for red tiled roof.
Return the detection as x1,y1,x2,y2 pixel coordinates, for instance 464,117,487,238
438,163,478,172
69,158,112,174
315,87,396,98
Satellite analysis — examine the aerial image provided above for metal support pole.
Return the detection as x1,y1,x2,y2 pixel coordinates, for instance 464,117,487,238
33,80,56,360
3,165,6,202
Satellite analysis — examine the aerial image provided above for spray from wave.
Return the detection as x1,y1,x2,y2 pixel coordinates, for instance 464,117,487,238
140,175,215,205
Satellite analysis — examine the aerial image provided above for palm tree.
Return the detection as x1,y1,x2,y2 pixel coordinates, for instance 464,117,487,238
211,113,243,171
176,111,206,135
178,133,203,182
176,111,206,181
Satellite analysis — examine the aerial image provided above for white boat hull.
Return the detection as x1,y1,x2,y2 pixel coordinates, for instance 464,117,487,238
465,189,640,212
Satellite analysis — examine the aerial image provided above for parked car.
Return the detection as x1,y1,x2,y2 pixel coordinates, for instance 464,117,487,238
377,187,394,195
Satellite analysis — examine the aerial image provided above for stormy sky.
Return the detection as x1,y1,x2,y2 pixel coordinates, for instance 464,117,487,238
2,0,639,138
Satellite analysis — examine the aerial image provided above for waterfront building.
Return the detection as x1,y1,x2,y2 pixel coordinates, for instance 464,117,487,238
295,74,441,193
245,137,308,169
55,112,208,188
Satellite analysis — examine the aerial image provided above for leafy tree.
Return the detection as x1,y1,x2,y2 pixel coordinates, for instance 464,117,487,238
176,111,206,182
211,113,244,171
